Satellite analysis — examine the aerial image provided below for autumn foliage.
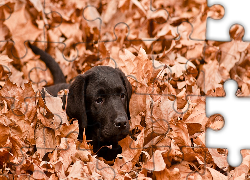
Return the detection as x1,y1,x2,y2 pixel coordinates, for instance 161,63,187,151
1,0,250,179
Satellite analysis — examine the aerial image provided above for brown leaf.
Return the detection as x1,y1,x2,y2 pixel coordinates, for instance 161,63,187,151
0,54,12,66
0,123,9,146
184,97,208,135
4,5,42,59
219,40,249,71
67,160,88,179
169,122,191,147
0,79,37,120
142,150,166,171
118,125,144,168
103,0,119,24
207,167,227,180
44,89,68,126
197,60,223,93
208,148,228,170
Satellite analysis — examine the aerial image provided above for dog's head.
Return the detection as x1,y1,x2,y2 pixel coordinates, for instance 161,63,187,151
66,66,132,144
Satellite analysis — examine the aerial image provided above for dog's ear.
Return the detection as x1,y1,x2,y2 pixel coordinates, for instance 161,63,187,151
116,68,132,120
66,74,89,138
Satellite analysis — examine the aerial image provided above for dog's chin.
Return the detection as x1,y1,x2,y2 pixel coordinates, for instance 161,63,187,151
101,129,129,143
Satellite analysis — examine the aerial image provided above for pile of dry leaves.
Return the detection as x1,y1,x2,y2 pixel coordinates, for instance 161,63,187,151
1,0,250,179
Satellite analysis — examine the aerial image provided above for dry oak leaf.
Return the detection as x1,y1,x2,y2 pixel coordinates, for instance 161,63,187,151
169,121,191,147
8,64,28,87
67,160,88,179
142,150,166,171
208,148,228,170
57,120,79,140
43,89,68,126
35,121,56,158
0,79,37,120
191,6,206,40
3,110,36,145
207,167,227,180
103,0,119,23
133,47,153,84
197,60,223,93
3,5,42,59
169,161,197,179
229,151,250,179
171,55,196,79
116,48,137,76
58,138,77,171
184,97,208,136
219,40,249,72
117,125,144,170
88,156,117,180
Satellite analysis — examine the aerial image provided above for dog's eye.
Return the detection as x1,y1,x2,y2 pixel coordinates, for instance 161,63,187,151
96,98,103,104
120,93,125,99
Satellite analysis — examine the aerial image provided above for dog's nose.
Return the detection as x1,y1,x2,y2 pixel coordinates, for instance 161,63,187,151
114,117,128,129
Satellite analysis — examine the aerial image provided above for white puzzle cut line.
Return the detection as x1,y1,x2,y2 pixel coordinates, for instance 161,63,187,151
206,79,250,167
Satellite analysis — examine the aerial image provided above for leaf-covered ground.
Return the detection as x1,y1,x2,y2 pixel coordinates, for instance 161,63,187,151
1,0,250,179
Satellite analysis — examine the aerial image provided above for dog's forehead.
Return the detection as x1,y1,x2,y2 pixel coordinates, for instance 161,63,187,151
86,67,125,94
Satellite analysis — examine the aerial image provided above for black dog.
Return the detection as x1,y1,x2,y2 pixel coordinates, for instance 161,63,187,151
29,43,132,160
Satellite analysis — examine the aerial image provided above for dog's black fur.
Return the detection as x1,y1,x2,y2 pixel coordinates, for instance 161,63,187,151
29,43,132,160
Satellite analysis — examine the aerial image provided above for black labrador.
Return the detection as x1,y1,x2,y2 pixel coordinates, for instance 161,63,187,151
29,43,132,160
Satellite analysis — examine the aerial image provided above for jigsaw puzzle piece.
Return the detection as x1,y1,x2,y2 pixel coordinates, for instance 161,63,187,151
125,0,204,45
150,21,203,97
129,90,208,177
108,44,172,96
139,128,210,178
127,97,171,149
48,2,127,65
35,0,87,61
36,128,117,179
124,0,208,55
206,0,250,41
81,0,171,60
6,84,92,178
0,146,48,179
201,25,250,96
189,1,225,41
150,21,204,115
206,79,250,167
